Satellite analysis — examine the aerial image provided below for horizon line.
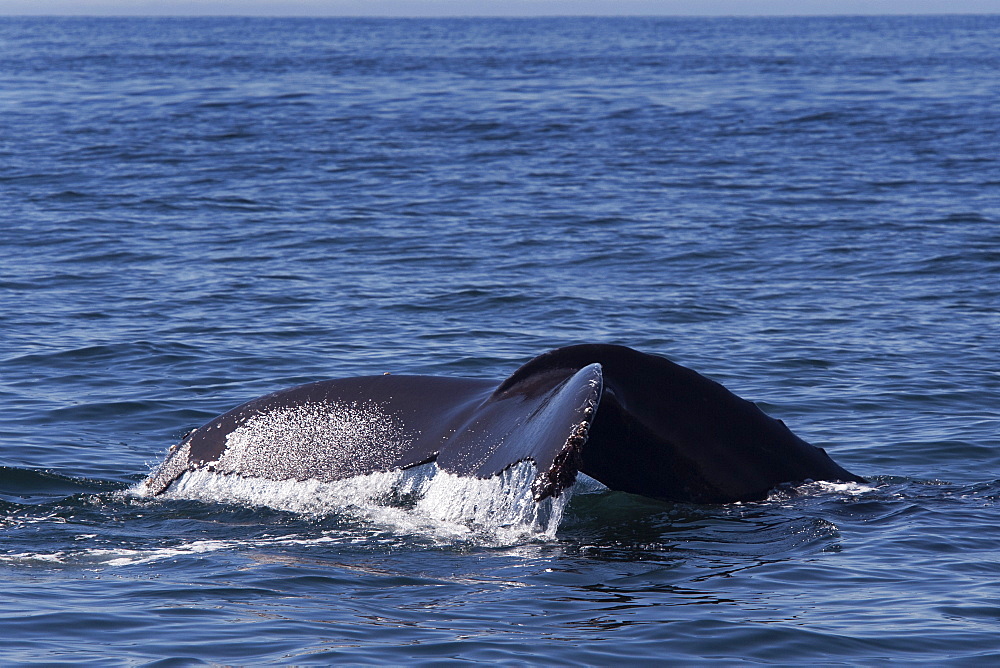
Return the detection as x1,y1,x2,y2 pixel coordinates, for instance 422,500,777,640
2,0,998,19
2,12,999,18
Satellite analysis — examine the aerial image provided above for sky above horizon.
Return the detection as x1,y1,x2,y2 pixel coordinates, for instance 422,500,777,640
1,0,998,16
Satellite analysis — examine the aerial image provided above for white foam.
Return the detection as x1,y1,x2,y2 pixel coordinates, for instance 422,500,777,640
133,460,574,545
767,479,877,503
796,480,877,496
87,539,246,567
0,533,354,568
414,464,572,544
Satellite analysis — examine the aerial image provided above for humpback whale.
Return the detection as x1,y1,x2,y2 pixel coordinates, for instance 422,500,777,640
143,344,863,504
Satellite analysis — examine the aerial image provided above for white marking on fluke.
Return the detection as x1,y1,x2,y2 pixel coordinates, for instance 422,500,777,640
216,400,412,479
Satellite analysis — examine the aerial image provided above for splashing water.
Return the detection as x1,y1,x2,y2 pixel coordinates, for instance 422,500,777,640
133,460,575,545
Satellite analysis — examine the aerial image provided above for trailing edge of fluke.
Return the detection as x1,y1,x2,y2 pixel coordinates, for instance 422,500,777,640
143,344,864,504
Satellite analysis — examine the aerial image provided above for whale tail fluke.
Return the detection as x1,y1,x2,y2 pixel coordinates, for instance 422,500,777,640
141,345,863,505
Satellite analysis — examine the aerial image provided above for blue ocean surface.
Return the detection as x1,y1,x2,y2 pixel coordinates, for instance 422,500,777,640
2,15,999,664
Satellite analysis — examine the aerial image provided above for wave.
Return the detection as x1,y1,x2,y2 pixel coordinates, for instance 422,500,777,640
0,466,116,505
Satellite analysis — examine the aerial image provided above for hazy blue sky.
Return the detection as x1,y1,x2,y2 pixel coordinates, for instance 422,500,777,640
1,0,997,16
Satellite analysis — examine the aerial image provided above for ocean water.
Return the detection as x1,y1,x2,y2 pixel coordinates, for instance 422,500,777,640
2,15,999,664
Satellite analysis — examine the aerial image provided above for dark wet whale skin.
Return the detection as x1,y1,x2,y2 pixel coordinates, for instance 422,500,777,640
144,344,863,504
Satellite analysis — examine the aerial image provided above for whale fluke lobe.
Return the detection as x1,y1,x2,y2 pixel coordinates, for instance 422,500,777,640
142,345,862,504
515,344,863,503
